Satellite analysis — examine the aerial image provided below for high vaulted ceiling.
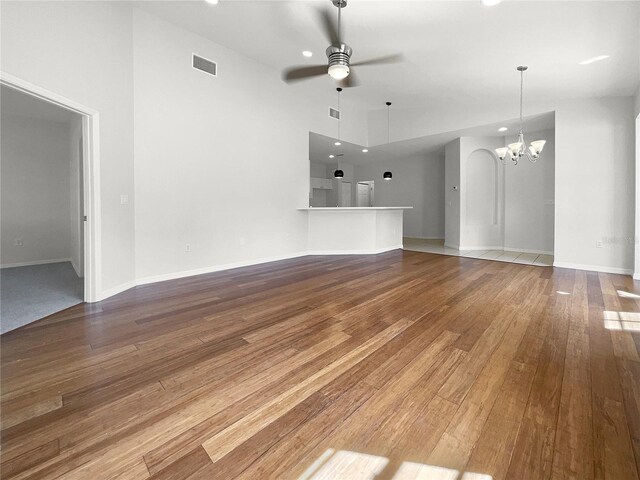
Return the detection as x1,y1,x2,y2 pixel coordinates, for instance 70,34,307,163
136,0,640,112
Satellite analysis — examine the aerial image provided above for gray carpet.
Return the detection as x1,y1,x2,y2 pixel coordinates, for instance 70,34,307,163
1,262,83,334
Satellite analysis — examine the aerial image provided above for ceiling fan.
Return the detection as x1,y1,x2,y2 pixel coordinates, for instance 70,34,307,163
282,0,404,87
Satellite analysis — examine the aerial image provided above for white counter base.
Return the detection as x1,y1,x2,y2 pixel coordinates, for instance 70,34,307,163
300,207,412,255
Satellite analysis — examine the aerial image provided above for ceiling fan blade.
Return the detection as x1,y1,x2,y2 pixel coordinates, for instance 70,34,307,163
282,65,328,82
317,8,340,45
351,53,405,67
339,70,359,88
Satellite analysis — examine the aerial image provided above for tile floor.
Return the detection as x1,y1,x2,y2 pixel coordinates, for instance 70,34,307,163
402,238,554,267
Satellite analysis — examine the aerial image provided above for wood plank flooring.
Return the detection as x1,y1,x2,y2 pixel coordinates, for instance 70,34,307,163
1,250,639,479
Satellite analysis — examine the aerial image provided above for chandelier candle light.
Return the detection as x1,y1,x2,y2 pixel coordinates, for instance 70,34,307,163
495,66,546,165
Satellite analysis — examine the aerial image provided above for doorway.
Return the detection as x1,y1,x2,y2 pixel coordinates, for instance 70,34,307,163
357,181,374,207
0,74,100,333
340,182,352,207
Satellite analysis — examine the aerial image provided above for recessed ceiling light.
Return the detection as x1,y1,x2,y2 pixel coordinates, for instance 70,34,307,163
205,0,219,4
579,55,610,65
302,50,313,58
362,148,369,153
498,127,508,132
329,154,335,158
481,0,502,6
334,141,342,146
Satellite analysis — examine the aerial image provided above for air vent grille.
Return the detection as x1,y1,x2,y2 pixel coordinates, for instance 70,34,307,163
329,107,340,120
193,54,217,76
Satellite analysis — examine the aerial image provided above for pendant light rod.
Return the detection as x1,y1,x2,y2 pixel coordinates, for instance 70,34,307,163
337,87,342,141
386,101,392,144
517,65,527,133
495,66,546,165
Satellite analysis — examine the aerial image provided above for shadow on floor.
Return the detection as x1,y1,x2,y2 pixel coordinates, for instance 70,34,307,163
1,261,83,334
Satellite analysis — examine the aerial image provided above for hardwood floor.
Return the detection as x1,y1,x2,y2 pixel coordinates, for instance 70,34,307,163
1,250,639,479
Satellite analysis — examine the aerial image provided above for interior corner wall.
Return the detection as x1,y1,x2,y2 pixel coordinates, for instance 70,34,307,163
353,153,445,239
504,128,555,254
1,114,72,266
444,139,461,249
1,1,135,295
132,9,355,283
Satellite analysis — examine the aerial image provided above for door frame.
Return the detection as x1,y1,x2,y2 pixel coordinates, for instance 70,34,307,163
1,72,102,302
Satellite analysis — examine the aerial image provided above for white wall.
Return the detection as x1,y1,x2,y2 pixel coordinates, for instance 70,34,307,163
371,96,636,274
132,9,367,283
554,97,635,274
459,136,505,250
504,128,555,254
353,153,445,239
1,1,135,294
1,114,71,266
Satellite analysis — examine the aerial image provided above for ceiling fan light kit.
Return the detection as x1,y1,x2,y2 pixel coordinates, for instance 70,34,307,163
282,0,403,88
495,66,546,165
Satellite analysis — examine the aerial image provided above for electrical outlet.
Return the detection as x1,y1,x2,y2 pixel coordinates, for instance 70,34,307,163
120,194,129,205
15,238,23,246
185,244,191,252
596,240,603,248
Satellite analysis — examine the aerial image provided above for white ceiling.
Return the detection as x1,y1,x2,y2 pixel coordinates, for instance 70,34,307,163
310,110,555,165
135,0,640,111
1,85,77,124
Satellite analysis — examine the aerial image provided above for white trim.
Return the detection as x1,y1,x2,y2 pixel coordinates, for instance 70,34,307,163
0,72,102,302
98,248,402,301
404,236,445,241
444,242,460,250
136,252,310,287
553,261,633,276
100,280,137,300
503,247,554,256
458,245,504,251
1,258,72,269
70,259,83,278
306,246,402,256
634,273,640,280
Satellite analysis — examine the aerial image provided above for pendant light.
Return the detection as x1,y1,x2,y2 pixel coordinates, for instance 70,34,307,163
334,87,344,179
383,101,393,180
495,66,546,165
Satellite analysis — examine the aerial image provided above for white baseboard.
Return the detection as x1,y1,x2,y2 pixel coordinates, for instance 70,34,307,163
553,261,633,276
444,242,460,250
70,259,84,278
99,280,137,301
503,247,554,256
404,236,445,241
135,251,310,287
458,245,504,251
307,246,402,256
0,258,72,269
634,272,640,280
98,248,404,302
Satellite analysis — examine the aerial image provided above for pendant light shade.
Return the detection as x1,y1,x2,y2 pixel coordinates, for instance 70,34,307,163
383,171,392,180
334,169,344,179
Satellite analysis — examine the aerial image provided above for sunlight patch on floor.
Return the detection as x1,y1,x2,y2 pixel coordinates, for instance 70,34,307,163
299,449,493,480
617,290,640,299
604,311,640,332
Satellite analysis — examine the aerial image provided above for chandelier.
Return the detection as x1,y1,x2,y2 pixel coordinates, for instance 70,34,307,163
495,66,546,165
